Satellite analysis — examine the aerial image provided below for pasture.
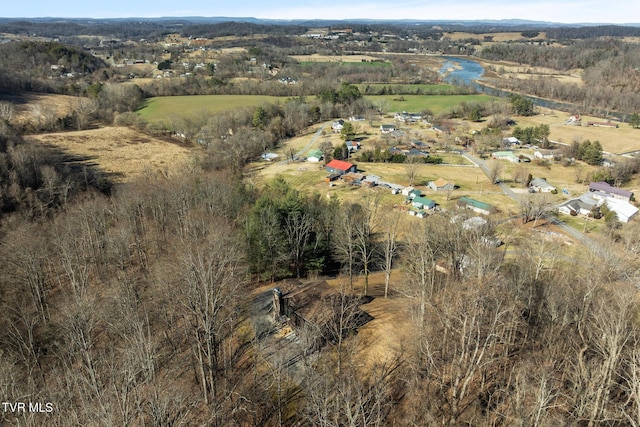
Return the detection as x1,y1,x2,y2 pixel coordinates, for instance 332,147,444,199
366,94,494,113
137,94,283,125
136,93,498,126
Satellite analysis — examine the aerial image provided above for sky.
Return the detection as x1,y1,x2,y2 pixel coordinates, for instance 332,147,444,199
3,0,639,25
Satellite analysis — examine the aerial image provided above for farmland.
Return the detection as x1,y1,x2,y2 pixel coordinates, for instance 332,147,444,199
137,94,283,125
366,93,494,113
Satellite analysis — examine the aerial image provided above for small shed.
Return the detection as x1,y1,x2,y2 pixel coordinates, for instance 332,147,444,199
401,186,415,196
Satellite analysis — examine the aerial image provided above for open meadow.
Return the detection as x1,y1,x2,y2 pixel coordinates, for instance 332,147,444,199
136,93,498,128
507,109,640,154
366,94,494,113
137,94,283,125
28,127,193,183
1,92,87,126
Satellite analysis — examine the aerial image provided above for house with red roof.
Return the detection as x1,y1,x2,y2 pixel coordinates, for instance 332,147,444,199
325,159,357,175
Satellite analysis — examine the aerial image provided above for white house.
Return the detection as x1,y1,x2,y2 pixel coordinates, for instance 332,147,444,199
557,197,597,217
529,177,556,193
345,140,360,152
492,151,520,163
332,120,344,132
394,111,422,122
307,149,324,163
534,149,557,160
557,191,638,223
380,124,396,134
401,186,415,196
589,181,634,202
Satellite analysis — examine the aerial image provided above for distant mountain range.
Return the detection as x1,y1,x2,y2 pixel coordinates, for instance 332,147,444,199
0,17,638,28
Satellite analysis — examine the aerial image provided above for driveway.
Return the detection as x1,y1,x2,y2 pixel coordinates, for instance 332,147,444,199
462,152,598,250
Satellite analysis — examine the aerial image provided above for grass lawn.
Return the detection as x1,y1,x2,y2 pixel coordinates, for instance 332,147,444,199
366,94,495,114
137,95,283,125
558,213,604,235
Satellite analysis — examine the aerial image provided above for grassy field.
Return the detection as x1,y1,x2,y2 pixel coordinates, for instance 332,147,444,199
28,127,193,183
366,94,494,114
0,92,86,126
506,109,640,154
136,93,498,126
137,95,283,125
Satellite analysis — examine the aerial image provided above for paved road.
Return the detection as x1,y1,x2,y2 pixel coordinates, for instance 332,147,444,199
277,123,328,165
462,152,599,250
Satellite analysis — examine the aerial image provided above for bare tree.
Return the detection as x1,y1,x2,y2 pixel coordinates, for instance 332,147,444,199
319,139,334,164
379,210,402,298
0,100,15,122
520,193,553,227
353,195,380,295
334,203,359,290
487,160,504,184
416,283,521,425
2,223,51,322
29,102,58,131
405,155,419,186
568,288,633,426
73,98,99,130
174,213,246,407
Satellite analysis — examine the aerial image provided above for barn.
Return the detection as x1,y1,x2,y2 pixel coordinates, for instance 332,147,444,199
325,159,357,175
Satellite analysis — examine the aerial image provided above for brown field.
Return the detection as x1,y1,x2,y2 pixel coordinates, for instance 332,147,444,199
1,92,79,125
477,58,583,86
28,127,193,183
506,110,640,154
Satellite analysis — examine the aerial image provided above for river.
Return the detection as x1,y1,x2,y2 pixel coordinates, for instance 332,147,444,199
438,56,629,122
